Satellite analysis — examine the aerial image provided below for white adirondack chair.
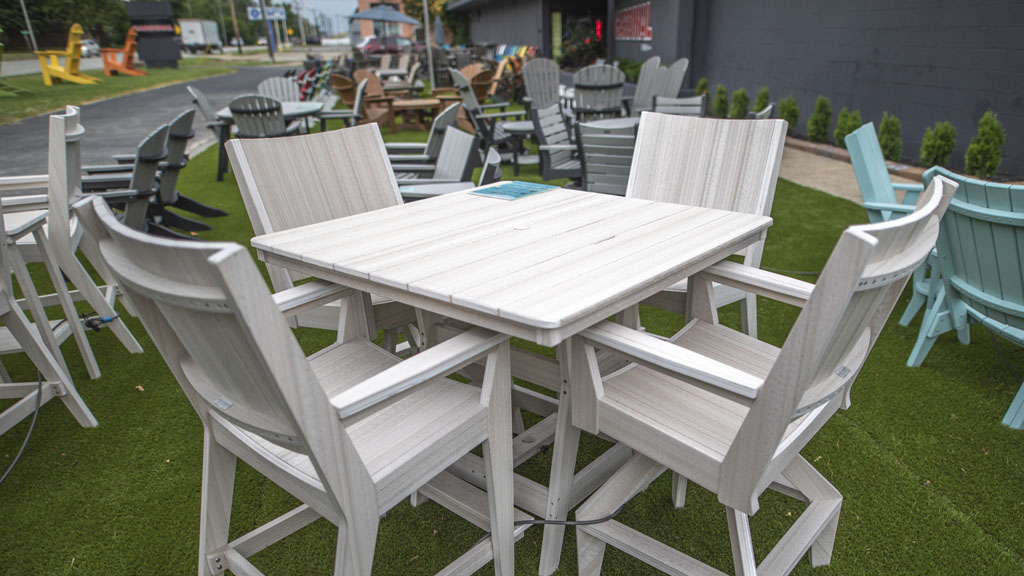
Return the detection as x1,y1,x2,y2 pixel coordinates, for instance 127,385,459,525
559,175,955,576
575,120,637,196
72,195,522,576
660,57,690,100
226,123,420,349
632,113,787,339
625,56,666,116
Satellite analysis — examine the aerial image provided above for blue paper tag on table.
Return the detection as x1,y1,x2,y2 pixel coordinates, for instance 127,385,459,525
471,181,558,200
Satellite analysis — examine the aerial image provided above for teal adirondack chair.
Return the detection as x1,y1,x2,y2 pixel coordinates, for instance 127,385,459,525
907,166,1024,429
846,122,930,325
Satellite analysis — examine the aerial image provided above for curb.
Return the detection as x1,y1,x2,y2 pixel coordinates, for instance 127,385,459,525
785,136,926,181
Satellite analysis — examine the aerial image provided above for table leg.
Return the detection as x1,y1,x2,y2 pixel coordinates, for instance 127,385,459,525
216,123,229,182
512,135,522,177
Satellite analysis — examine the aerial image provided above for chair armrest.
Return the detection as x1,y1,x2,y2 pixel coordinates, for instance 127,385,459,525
400,182,476,200
112,153,136,165
388,154,431,163
0,174,48,193
83,163,133,175
35,50,68,56
396,178,461,186
479,102,508,111
87,188,154,201
385,142,429,152
863,201,916,214
332,327,508,418
390,163,436,173
272,280,351,318
893,182,923,192
477,111,524,120
3,210,49,240
538,144,577,152
581,320,762,400
1,195,49,213
696,260,814,308
365,95,395,104
319,110,356,118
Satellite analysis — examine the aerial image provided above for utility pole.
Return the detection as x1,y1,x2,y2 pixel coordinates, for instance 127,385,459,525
17,0,37,52
227,0,242,54
215,0,228,46
258,0,275,62
423,0,435,90
296,0,307,45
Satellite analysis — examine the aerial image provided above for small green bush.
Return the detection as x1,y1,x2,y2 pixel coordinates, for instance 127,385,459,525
728,88,749,119
695,77,709,96
832,107,862,149
919,121,957,168
615,58,642,82
878,111,903,161
964,110,1005,177
713,84,729,118
753,87,771,113
778,96,799,135
807,96,832,143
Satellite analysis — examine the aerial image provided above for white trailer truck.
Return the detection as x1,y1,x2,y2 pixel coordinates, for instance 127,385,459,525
178,19,223,53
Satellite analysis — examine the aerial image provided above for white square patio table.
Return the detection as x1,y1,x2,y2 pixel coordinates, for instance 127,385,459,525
251,185,772,567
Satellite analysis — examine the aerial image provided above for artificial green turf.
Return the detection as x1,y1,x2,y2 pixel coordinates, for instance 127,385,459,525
1,125,1023,575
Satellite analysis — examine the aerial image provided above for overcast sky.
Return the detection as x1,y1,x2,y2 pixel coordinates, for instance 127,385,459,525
291,0,360,32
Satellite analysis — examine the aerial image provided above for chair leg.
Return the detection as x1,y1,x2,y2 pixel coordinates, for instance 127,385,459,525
483,341,515,576
671,473,687,508
1003,382,1024,429
8,245,71,378
576,528,608,576
61,251,144,355
726,508,757,576
898,263,930,326
198,431,237,576
907,285,949,367
336,512,379,575
810,511,841,567
739,293,758,338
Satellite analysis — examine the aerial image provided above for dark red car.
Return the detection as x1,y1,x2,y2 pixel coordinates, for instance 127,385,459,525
356,35,423,55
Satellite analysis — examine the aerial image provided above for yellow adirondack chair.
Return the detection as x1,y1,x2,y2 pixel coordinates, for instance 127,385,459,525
35,24,101,86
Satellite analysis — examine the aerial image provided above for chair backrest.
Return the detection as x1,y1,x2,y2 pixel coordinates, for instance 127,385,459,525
226,123,400,289
459,62,485,84
718,176,955,511
379,53,394,69
46,106,86,259
523,57,560,109
925,166,1024,344
396,53,410,71
573,64,626,120
350,78,368,122
331,73,356,106
405,61,422,85
576,120,637,196
128,123,170,200
530,103,573,173
749,103,774,119
653,95,705,117
229,95,288,138
187,85,218,126
156,108,196,203
628,113,787,267
433,127,480,181
258,76,302,102
423,103,462,160
479,147,502,186
470,69,494,101
450,68,483,119
354,68,384,98
630,56,664,115
72,195,356,512
124,27,139,51
846,122,900,223
660,58,689,100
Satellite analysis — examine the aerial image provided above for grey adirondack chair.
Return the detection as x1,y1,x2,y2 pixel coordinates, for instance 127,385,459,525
384,102,461,164
522,57,561,110
907,167,1024,428
226,123,420,351
229,95,300,139
572,64,626,121
556,175,955,576
257,75,302,102
450,68,525,154
749,103,775,119
846,122,929,326
531,103,581,183
624,56,665,116
633,113,788,339
382,61,422,96
318,77,368,132
394,127,480,186
653,94,706,117
660,57,690,100
186,85,231,139
72,195,520,576
400,147,503,201
575,120,637,196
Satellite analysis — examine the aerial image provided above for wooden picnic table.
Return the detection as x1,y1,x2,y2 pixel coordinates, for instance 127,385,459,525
251,185,772,570
390,98,441,131
213,101,323,181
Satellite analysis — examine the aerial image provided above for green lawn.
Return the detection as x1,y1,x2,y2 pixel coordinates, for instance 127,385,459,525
0,121,1023,575
0,58,236,125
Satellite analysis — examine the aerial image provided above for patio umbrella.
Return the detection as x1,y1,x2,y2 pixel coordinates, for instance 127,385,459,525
349,4,421,50
433,14,445,46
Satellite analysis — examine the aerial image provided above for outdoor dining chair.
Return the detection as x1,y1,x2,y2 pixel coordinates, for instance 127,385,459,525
572,64,626,121
318,78,368,132
575,120,638,196
530,103,581,183
226,123,420,349
383,102,461,164
660,57,690,100
633,113,787,339
400,147,503,201
393,126,480,186
72,195,522,576
624,56,665,116
653,94,706,117
522,57,561,110
556,175,955,576
228,94,301,139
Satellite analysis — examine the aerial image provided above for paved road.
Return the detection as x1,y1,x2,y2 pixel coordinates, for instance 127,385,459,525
0,65,290,177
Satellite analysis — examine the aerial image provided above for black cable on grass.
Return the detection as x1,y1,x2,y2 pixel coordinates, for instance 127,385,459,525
472,502,629,547
0,373,43,486
986,327,1023,383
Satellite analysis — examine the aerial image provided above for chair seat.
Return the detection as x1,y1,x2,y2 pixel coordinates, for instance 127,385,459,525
234,338,487,510
553,158,581,171
7,211,83,263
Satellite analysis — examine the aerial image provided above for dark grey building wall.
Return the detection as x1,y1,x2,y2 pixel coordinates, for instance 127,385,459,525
463,1,544,49
699,0,1024,173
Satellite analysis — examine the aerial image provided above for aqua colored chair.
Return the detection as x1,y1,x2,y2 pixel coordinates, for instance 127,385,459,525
846,122,929,325
908,166,1024,429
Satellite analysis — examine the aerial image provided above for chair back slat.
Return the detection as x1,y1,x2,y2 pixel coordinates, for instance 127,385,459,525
258,76,302,103
523,57,560,109
129,123,170,199
354,68,385,99
531,103,573,169
450,68,485,133
187,85,219,133
660,58,689,100
47,106,85,251
573,64,626,121
653,95,705,117
379,54,393,70
478,147,502,186
230,95,288,138
424,103,462,160
433,127,480,181
576,121,637,196
630,56,663,115
845,122,899,223
156,109,196,203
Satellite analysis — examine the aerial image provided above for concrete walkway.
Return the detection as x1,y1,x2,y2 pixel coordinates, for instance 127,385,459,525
779,146,917,206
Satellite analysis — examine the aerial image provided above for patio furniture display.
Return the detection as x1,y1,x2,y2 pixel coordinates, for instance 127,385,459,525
522,57,561,109
661,57,690,100
0,107,143,380
531,103,581,183
228,95,301,138
383,102,460,163
906,167,1024,429
572,64,626,121
383,61,422,97
623,56,666,116
750,103,776,119
225,123,419,345
187,85,230,141
73,195,521,576
250,185,775,576
318,78,367,132
559,174,955,576
653,94,706,117
353,69,397,131
91,123,172,232
846,122,928,325
575,120,638,196
35,23,101,86
257,76,302,102
101,26,146,77
393,127,479,186
400,147,503,201
632,113,788,339
450,69,525,156
330,73,356,106
213,98,322,181
391,97,441,131
379,52,411,80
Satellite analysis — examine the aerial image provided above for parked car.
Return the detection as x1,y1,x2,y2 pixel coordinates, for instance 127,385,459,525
229,36,245,47
80,39,100,58
356,35,423,55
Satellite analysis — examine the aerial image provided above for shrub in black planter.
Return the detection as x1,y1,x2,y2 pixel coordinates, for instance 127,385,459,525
778,96,799,135
833,107,862,149
919,121,957,168
695,77,709,96
878,111,903,161
807,96,832,143
965,110,1005,177
754,87,771,113
713,84,729,118
729,88,749,119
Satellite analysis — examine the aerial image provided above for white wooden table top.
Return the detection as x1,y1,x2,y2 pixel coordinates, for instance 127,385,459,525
216,101,324,122
253,187,772,346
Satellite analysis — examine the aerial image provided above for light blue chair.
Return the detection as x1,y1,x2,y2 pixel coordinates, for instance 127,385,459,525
908,166,1024,429
846,122,929,325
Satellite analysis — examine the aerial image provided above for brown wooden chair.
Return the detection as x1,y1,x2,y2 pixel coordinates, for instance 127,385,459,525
101,26,146,77
353,69,395,132
35,23,101,86
330,73,356,107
